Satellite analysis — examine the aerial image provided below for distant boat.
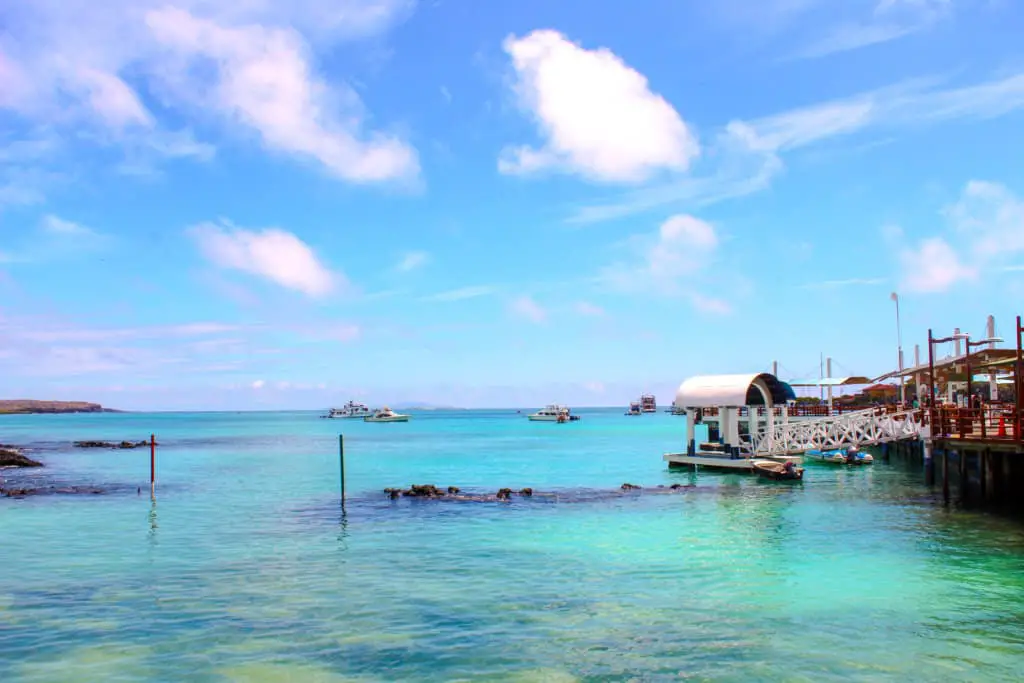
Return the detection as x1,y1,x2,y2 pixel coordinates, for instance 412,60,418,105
323,401,372,419
528,405,580,422
640,394,657,413
625,401,642,416
364,406,410,423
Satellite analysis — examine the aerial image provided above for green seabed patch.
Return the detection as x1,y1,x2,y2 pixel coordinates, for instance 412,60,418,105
217,662,380,683
16,644,155,682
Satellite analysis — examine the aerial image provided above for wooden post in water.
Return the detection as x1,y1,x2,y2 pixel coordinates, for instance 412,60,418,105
150,433,156,497
339,434,346,506
942,448,950,503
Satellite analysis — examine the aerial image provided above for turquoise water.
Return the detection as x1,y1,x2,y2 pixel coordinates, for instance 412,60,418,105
2,409,1024,682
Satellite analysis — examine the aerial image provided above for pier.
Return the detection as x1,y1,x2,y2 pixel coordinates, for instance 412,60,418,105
665,315,1024,510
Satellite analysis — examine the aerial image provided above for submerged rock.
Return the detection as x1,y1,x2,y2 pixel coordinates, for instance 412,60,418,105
620,483,642,490
73,440,152,449
402,484,447,498
0,447,43,468
519,487,533,497
2,485,104,498
496,488,513,500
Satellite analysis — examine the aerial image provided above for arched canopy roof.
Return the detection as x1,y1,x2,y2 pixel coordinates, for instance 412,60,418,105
674,373,793,409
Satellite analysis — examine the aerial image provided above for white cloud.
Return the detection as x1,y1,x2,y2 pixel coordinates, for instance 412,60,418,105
509,295,547,323
251,379,266,389
499,29,698,183
574,301,606,317
571,71,1024,224
395,250,429,272
190,220,339,297
895,179,1024,293
41,214,96,236
145,7,418,184
601,214,728,313
899,237,975,293
946,180,1024,260
690,294,733,315
0,0,416,182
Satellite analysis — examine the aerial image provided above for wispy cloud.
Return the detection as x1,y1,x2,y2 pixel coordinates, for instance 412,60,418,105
0,0,418,186
190,220,341,297
395,251,430,272
599,214,732,314
574,301,607,317
421,285,497,302
509,295,547,323
571,71,1024,224
801,277,887,289
896,179,1024,293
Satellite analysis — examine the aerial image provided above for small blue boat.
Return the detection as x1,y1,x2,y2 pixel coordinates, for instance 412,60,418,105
805,446,873,465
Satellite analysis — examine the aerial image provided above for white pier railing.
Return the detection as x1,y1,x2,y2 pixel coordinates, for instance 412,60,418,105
751,408,928,457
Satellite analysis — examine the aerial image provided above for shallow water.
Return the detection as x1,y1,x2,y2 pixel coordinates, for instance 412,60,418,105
2,409,1024,682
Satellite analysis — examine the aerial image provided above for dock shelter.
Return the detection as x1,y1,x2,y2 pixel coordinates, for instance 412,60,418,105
673,373,795,457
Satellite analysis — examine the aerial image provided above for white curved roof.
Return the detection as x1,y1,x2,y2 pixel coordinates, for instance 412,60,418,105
674,373,790,409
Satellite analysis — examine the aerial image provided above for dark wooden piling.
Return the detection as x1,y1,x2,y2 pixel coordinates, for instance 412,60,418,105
942,448,950,503
149,433,156,497
339,434,346,506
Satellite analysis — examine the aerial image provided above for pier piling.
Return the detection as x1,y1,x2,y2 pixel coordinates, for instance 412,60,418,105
150,433,156,497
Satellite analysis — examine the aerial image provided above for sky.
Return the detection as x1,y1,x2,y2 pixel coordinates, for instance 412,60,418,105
1,0,1023,411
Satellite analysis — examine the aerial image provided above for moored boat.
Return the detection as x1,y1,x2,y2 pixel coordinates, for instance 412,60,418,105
625,401,642,416
528,404,580,422
640,394,657,413
324,401,373,419
805,446,873,465
364,406,410,423
752,459,805,481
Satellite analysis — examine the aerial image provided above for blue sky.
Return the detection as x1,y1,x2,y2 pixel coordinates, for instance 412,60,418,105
1,0,1023,410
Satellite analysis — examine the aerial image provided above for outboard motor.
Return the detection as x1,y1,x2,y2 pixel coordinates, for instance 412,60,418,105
846,446,859,464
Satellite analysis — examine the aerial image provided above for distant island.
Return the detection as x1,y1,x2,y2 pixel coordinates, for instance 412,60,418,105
0,400,118,415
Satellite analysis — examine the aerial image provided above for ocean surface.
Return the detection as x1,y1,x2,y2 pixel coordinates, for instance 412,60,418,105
2,408,1024,682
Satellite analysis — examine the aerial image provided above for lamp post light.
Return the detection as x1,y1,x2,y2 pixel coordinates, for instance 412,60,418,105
963,335,1004,403
891,293,904,405
927,328,969,412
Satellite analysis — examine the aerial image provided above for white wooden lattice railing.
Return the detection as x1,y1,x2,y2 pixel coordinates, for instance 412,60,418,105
751,408,928,457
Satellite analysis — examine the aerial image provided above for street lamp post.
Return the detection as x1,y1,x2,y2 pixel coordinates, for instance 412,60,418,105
892,293,904,405
963,334,1004,403
927,328,969,415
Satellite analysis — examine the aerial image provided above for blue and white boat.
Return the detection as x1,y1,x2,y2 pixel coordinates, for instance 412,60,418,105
805,446,873,465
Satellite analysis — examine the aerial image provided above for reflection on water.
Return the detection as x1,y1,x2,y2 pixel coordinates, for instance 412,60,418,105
1,409,1023,682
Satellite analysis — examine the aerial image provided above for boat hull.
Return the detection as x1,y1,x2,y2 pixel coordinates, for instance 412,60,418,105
364,415,410,423
805,449,874,465
752,460,804,481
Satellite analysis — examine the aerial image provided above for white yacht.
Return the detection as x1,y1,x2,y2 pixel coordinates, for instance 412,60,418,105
527,404,579,422
364,406,410,423
326,401,373,419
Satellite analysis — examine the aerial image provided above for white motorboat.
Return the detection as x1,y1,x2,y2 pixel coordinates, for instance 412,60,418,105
527,404,580,422
364,406,410,423
326,401,373,419
625,401,642,416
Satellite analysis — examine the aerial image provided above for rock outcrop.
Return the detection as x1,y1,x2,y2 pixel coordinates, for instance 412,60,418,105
0,447,43,468
73,440,152,449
